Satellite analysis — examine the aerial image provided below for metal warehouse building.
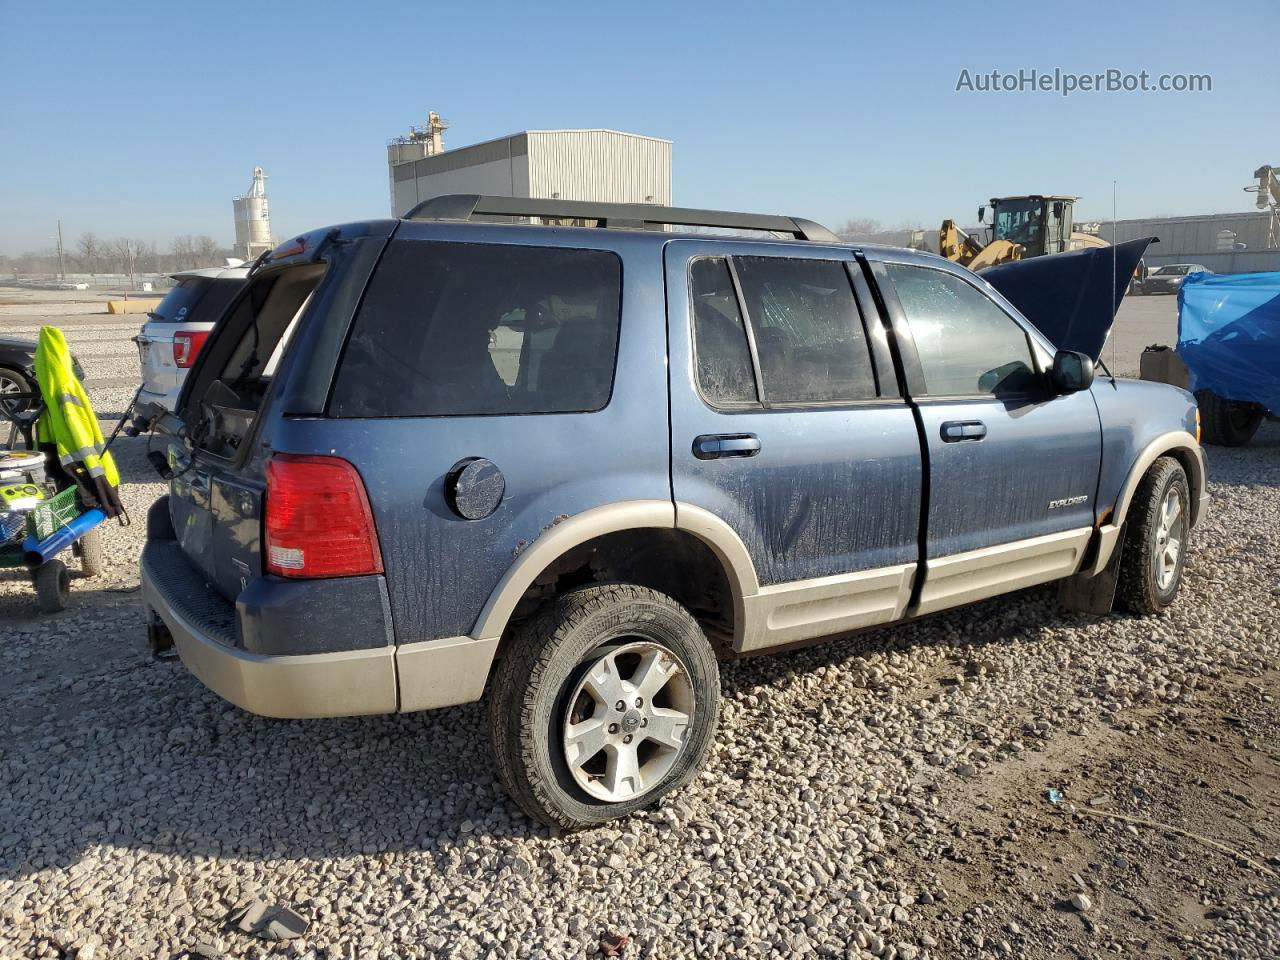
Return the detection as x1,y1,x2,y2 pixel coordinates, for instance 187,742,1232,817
388,129,673,219
1102,210,1280,273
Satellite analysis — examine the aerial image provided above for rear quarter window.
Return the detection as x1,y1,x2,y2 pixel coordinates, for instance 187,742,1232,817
330,241,623,417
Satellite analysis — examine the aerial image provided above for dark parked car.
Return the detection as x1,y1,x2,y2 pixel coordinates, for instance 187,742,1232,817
1138,263,1211,295
0,337,84,416
142,197,1207,828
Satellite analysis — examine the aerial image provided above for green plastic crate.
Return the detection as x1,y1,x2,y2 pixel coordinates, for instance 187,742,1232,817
27,486,82,541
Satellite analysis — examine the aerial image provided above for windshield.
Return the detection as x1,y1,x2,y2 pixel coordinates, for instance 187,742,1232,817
992,199,1042,245
1153,265,1190,276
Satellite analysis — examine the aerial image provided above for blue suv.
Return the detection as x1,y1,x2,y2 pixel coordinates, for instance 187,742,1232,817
142,196,1207,827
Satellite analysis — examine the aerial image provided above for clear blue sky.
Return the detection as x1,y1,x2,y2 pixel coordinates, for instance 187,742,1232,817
1,0,1273,255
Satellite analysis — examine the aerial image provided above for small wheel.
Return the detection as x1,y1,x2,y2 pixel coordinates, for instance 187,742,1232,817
488,584,720,829
1116,457,1190,615
1197,390,1263,447
78,527,104,577
34,559,71,613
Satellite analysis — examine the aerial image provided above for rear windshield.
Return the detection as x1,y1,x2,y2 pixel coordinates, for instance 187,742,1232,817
151,276,242,323
330,240,622,417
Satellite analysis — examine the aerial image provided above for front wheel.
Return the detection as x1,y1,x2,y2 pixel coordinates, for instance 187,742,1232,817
1116,457,1190,615
488,584,720,829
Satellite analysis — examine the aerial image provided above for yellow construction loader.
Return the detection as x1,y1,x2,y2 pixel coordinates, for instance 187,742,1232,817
940,195,1107,270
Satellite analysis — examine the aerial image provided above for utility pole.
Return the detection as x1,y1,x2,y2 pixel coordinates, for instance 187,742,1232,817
55,220,67,279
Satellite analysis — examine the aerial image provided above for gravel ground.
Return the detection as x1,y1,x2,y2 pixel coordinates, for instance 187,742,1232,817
2,295,1277,960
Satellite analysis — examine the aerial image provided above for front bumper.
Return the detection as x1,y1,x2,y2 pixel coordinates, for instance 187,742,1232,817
140,539,498,718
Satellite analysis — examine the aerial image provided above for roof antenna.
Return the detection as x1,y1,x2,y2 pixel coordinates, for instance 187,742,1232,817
1111,179,1118,379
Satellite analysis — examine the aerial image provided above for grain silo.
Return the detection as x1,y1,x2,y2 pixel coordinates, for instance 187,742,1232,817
232,167,273,259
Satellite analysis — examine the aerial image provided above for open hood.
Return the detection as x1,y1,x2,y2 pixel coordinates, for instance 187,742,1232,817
981,237,1156,361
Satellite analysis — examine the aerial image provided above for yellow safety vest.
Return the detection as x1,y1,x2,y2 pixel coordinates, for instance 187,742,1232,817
34,325,123,517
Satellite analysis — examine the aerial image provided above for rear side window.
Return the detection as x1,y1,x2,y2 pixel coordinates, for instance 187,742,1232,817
690,258,757,406
732,257,877,403
885,263,1038,397
331,241,622,417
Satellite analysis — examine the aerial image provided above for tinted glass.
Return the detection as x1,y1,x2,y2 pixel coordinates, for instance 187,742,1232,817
732,257,876,403
331,241,622,417
690,258,757,406
886,263,1038,397
150,277,212,322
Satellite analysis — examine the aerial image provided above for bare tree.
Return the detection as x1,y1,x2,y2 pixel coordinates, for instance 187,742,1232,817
193,235,221,267
77,232,103,274
171,235,196,270
835,217,883,240
133,239,156,275
109,238,140,287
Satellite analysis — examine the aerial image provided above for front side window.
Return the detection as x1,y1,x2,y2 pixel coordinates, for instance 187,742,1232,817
885,263,1039,397
731,257,877,403
330,241,622,417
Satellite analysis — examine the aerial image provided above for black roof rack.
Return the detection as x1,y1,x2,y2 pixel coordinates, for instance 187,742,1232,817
403,194,840,243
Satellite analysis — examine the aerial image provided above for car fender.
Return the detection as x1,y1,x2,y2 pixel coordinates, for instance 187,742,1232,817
470,500,760,645
1086,430,1206,576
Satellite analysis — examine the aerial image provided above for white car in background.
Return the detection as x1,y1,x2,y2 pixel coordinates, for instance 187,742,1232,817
135,265,247,410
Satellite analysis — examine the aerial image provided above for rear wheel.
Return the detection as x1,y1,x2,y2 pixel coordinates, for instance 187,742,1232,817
488,583,720,829
78,528,104,577
1116,457,1190,615
34,559,70,613
1197,390,1264,446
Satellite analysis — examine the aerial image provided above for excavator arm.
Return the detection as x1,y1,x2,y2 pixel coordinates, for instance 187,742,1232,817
939,220,1023,270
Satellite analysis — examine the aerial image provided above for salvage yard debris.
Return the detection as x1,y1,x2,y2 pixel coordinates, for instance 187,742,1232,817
227,898,309,941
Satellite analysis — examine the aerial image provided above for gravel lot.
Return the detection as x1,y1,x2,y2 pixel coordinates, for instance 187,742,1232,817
2,293,1277,960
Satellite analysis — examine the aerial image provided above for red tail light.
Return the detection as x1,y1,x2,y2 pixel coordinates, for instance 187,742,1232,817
173,331,210,368
265,455,383,578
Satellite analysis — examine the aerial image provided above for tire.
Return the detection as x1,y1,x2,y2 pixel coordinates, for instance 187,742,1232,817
1116,457,1190,615
0,366,34,417
34,559,70,613
1197,390,1264,447
78,527,104,577
488,583,720,829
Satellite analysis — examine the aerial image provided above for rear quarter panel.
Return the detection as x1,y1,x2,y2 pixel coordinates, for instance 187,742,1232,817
269,225,673,645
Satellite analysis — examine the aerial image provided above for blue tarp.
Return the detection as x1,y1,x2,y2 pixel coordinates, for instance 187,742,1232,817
1178,271,1280,410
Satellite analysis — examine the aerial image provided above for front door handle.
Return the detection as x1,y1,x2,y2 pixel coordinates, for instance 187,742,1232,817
941,420,987,442
693,434,762,460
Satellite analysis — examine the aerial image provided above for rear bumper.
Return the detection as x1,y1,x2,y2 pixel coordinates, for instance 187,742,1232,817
138,384,182,412
141,539,498,718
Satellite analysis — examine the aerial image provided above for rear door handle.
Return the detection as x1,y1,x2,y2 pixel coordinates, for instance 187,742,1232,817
693,434,762,460
941,420,987,442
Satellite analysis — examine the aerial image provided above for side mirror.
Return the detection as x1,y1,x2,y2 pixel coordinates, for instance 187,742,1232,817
1050,350,1094,394
977,206,986,223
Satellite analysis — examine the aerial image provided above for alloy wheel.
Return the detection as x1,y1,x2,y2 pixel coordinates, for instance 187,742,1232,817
561,641,696,803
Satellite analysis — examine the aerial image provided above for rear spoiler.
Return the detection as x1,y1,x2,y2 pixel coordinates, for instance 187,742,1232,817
982,237,1157,361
